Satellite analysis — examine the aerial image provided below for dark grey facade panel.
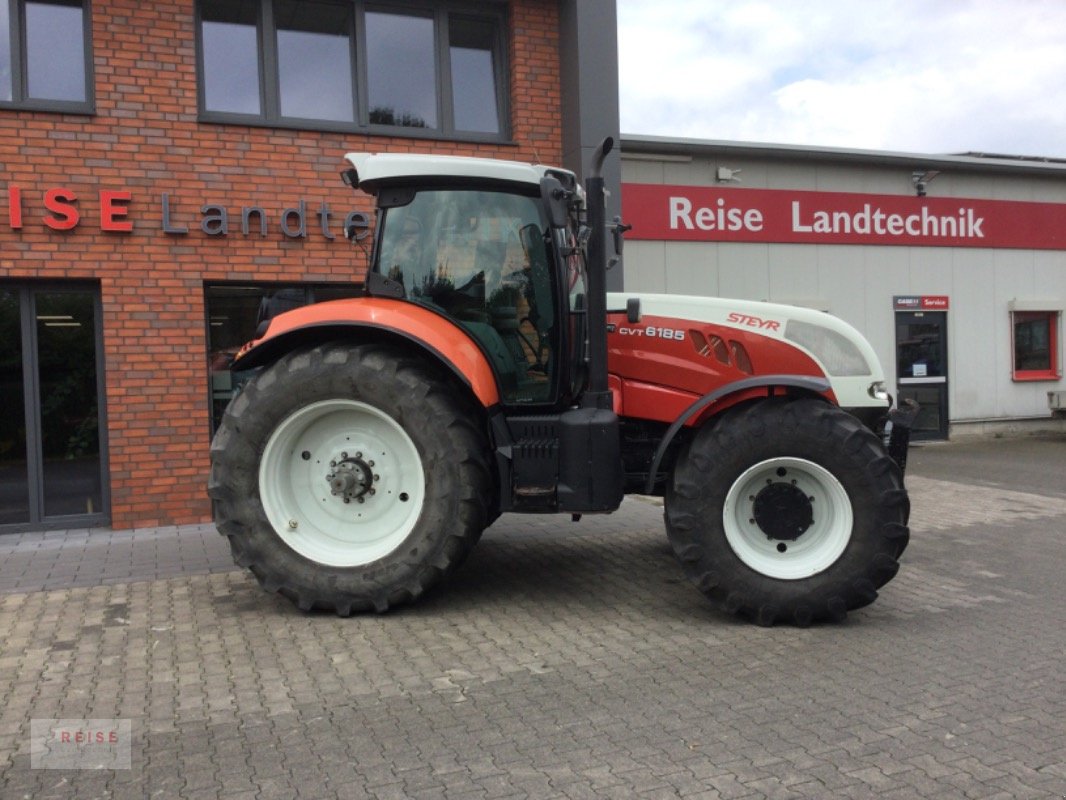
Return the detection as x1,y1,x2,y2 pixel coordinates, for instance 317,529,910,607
559,0,623,290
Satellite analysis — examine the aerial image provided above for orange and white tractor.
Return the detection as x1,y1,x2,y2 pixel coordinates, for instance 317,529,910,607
209,139,914,626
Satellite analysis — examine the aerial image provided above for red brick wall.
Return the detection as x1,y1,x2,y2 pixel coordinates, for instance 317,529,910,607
0,0,562,528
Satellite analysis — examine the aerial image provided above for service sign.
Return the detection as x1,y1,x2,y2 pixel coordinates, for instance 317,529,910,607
622,184,1066,250
894,295,950,310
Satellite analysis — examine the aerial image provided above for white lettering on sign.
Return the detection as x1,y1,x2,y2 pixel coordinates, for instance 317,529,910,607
617,326,686,340
791,202,985,239
669,197,764,232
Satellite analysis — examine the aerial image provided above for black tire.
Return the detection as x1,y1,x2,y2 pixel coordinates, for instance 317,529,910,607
665,398,909,626
208,341,492,614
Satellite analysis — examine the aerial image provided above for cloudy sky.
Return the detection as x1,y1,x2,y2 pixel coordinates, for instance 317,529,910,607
616,0,1066,158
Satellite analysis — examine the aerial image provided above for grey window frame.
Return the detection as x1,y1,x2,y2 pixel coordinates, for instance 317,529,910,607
194,0,510,142
0,0,95,113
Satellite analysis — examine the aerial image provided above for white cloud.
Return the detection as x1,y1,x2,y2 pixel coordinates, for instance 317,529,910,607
618,0,1066,157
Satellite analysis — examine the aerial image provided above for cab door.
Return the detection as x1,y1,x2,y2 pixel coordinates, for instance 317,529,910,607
375,187,562,406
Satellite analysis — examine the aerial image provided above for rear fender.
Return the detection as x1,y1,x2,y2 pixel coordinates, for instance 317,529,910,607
232,297,500,407
641,374,833,494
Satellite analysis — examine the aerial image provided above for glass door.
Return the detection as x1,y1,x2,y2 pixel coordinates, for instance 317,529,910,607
0,290,30,525
0,284,107,530
895,310,949,441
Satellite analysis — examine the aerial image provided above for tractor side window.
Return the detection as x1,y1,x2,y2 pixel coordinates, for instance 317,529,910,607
377,189,557,404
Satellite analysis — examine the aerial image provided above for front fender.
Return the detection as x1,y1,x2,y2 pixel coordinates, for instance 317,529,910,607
232,297,501,407
642,374,833,494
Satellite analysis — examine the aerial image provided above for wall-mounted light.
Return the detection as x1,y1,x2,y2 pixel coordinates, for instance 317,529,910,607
717,166,742,183
911,169,941,197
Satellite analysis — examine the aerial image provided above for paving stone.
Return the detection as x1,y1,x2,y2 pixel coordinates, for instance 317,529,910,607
2,440,1066,798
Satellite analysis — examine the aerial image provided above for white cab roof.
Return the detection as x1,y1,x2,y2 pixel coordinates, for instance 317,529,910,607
344,152,575,190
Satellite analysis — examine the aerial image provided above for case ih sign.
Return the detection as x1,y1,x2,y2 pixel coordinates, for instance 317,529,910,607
622,184,1066,250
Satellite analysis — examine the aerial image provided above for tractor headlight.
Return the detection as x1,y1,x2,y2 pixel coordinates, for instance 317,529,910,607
868,381,890,401
784,319,871,377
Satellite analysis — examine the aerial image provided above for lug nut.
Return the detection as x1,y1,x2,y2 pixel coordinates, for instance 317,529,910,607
288,519,298,529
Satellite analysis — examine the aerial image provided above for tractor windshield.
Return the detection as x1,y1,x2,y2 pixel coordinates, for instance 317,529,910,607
376,189,558,404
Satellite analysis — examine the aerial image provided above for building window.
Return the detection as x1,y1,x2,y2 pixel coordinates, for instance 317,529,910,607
200,0,261,115
1012,310,1061,382
206,283,362,431
449,15,501,134
277,0,354,122
0,0,93,112
196,0,507,139
366,9,436,128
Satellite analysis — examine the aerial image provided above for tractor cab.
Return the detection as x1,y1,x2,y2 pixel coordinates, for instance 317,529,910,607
343,153,591,410
371,187,563,405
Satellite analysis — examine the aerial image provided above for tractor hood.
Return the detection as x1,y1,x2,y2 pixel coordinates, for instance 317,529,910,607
607,292,890,411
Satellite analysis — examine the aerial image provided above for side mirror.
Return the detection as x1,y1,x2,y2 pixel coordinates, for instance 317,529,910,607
540,175,570,230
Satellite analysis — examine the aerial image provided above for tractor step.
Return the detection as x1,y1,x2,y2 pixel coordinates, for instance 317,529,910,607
499,410,623,514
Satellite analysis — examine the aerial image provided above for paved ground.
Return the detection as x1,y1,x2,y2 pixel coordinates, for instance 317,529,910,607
1,435,1066,799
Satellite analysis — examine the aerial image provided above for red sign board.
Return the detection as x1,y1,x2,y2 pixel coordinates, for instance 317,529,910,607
622,183,1066,250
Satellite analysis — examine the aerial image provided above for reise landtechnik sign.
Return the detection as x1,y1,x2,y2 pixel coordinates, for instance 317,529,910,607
623,183,1066,250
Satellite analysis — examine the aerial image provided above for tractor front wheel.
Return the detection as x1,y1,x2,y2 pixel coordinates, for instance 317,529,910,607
665,399,909,626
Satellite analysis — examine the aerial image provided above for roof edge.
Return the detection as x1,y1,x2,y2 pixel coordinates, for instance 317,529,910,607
619,134,1066,177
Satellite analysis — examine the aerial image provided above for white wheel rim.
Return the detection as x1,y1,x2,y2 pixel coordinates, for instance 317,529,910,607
258,399,426,567
722,457,852,580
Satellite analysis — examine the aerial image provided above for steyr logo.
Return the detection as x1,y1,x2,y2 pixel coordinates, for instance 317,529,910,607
727,312,781,332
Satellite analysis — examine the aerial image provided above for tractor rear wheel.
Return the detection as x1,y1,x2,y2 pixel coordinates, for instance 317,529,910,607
208,342,491,614
665,398,909,626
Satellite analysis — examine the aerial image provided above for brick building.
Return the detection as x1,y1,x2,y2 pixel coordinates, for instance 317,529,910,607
0,0,621,532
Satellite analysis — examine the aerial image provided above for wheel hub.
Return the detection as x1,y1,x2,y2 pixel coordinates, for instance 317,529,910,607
722,457,853,581
752,482,814,541
259,399,425,568
326,453,377,504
